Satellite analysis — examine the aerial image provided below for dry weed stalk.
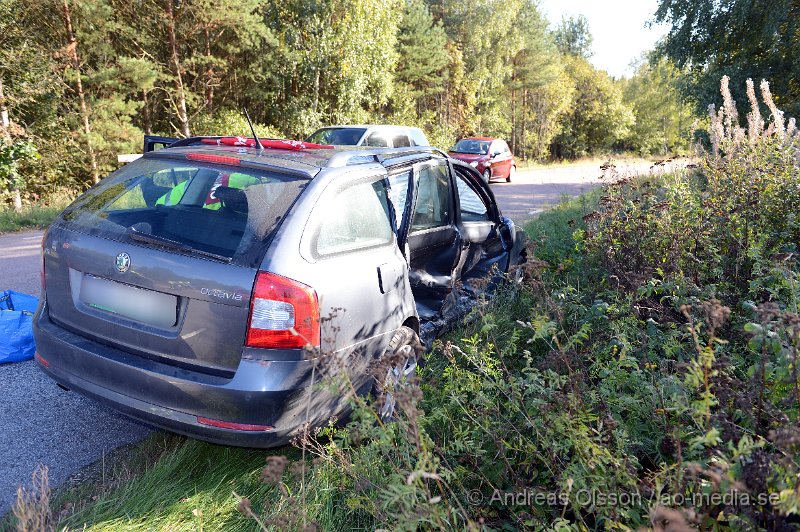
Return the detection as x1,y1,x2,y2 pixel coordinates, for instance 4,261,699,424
708,75,800,156
13,465,52,532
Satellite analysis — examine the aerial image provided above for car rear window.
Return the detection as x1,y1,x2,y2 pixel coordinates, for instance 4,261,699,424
60,157,307,267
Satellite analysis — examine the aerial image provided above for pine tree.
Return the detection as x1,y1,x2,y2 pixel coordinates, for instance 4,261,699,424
509,1,568,158
395,0,449,114
553,15,593,59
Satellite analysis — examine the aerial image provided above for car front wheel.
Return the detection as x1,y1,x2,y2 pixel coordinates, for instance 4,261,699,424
482,168,491,184
507,165,515,183
374,326,421,422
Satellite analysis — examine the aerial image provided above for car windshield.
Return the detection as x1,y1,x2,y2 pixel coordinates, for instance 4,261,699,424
306,127,367,145
451,139,490,155
60,158,306,267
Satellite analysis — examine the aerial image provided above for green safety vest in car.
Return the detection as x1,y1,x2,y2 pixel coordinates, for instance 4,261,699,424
155,172,260,210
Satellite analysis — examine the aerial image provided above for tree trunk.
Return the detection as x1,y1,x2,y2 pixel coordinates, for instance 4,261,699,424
142,90,153,135
62,0,100,184
204,26,215,112
313,68,320,114
521,88,527,160
1,77,22,211
510,55,517,154
0,77,9,131
166,0,190,137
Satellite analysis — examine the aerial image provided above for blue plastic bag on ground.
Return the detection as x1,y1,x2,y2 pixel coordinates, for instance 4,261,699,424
0,290,39,364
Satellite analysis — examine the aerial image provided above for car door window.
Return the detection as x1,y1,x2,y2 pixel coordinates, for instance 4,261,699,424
456,175,490,222
387,170,412,230
410,163,451,232
314,178,393,256
392,135,411,148
366,133,389,147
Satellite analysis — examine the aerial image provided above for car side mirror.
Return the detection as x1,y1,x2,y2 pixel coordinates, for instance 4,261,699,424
491,151,501,158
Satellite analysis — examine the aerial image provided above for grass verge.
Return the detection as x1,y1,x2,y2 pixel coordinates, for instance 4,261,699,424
0,195,73,233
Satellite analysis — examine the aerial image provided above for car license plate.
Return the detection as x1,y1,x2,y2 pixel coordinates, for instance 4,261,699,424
74,271,178,328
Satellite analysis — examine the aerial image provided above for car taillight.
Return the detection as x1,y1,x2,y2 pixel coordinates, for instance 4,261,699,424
246,272,319,349
186,152,241,166
35,352,50,368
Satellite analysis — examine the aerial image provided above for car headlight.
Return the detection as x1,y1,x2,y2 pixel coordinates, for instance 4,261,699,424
469,161,479,168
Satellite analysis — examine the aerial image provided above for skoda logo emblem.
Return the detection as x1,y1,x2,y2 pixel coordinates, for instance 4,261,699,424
115,252,131,273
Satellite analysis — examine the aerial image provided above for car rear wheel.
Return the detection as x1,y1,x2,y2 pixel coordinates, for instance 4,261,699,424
507,165,515,183
482,168,491,184
374,326,421,422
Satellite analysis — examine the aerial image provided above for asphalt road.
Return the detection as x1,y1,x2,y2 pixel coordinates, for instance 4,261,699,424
490,158,686,224
0,231,152,516
0,158,688,516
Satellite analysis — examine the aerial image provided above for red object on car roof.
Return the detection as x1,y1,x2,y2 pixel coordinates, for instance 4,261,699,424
201,137,334,150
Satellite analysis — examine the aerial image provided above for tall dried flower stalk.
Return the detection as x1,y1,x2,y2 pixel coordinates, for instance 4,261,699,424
760,79,785,138
708,75,799,158
745,79,763,142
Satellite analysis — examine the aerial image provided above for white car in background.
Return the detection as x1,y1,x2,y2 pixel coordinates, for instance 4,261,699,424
306,125,430,148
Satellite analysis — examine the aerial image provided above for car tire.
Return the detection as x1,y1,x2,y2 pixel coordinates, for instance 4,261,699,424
482,168,491,184
374,326,421,422
507,165,515,183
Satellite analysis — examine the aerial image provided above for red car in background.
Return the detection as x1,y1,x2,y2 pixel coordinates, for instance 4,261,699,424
448,137,516,183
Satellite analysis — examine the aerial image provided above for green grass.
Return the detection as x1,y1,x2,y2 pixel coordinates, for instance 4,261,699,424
523,188,601,261
0,196,73,233
42,435,368,531
0,430,364,531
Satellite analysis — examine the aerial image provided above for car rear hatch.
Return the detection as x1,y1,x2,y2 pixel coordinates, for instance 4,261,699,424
43,155,309,376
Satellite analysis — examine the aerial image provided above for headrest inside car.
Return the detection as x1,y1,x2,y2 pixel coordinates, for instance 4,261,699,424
214,186,248,213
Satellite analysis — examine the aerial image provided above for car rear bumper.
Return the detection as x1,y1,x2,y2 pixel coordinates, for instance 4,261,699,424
33,303,344,448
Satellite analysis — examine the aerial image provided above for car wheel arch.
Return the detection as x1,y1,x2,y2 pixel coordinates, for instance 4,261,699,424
402,316,420,335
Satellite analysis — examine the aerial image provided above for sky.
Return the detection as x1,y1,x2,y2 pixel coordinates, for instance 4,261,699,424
537,0,670,79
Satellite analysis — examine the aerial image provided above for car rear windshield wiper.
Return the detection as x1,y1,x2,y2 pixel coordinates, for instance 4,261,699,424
126,227,232,263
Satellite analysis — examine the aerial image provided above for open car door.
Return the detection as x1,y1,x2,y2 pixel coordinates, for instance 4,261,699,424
450,160,517,290
143,135,178,153
388,156,524,346
392,159,463,321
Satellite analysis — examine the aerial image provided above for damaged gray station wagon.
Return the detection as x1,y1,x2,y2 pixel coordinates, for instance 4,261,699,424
33,135,526,447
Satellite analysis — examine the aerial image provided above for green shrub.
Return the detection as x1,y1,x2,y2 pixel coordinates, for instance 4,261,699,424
192,110,285,140
0,190,74,232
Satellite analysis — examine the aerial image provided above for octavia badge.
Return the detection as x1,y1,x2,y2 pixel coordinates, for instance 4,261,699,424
115,252,131,273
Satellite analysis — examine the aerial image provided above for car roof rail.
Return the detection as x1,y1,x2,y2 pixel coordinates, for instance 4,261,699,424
326,146,449,168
